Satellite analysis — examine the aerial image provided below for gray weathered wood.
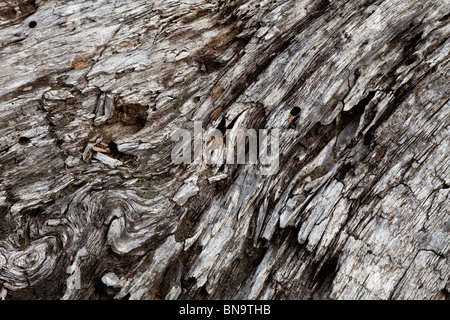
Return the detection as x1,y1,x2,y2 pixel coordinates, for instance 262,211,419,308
0,0,449,300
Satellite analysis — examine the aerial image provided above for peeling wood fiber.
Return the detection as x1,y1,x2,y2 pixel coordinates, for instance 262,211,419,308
0,0,449,300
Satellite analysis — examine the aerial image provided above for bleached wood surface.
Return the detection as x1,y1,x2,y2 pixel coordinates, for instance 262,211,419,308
0,0,449,299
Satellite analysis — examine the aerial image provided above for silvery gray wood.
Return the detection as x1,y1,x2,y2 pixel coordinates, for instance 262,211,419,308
0,0,449,300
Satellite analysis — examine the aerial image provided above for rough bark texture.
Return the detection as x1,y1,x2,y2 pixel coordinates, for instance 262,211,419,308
0,0,449,300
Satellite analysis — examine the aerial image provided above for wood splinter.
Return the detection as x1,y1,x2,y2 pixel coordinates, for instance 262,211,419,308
92,146,111,153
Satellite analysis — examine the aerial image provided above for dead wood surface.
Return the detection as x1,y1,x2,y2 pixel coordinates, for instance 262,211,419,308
0,0,449,300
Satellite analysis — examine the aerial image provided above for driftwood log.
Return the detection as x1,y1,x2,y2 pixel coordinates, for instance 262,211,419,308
0,0,449,300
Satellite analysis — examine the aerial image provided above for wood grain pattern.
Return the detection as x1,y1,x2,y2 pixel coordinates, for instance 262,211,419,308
0,0,449,300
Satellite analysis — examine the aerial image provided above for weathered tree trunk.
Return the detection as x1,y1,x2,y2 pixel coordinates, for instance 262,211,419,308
0,0,449,300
